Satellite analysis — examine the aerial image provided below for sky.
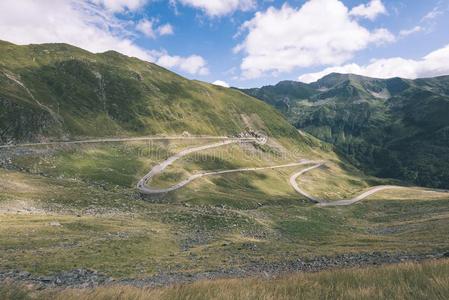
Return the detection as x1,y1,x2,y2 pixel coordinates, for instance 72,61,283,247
0,0,449,88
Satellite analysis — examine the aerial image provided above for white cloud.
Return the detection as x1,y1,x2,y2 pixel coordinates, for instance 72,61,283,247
0,0,154,60
180,55,209,75
212,80,230,87
91,0,149,12
157,54,209,75
422,5,444,21
157,23,174,36
369,28,395,44
136,19,174,38
0,0,206,75
136,19,157,38
235,0,395,79
298,44,449,83
176,0,256,16
400,26,423,37
349,0,387,20
399,3,447,39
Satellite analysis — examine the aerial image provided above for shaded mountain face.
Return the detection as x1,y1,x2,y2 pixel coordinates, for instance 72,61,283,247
0,40,302,144
240,73,449,189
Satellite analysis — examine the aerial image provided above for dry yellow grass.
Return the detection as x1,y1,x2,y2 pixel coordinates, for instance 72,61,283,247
3,259,445,300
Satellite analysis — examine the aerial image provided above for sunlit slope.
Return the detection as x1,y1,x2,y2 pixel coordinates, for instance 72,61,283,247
0,40,303,146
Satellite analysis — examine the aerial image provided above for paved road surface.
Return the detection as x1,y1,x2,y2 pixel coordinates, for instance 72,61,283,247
290,163,447,206
137,138,318,194
289,163,325,203
137,140,448,205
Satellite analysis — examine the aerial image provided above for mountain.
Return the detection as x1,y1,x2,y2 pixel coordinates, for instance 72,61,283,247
0,40,302,144
3,41,449,290
240,73,449,189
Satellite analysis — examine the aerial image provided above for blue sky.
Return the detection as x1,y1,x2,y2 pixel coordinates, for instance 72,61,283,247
0,0,449,88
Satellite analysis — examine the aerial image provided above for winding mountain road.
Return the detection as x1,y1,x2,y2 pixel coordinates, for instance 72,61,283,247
289,163,325,203
289,163,403,206
2,135,446,206
317,186,402,206
136,138,318,194
136,140,410,206
138,139,251,194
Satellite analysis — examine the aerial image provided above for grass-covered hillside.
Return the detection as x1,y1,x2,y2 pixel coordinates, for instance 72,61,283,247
241,73,449,189
1,138,448,284
0,40,300,144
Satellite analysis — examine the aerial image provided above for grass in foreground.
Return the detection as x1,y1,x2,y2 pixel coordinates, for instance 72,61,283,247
3,259,449,300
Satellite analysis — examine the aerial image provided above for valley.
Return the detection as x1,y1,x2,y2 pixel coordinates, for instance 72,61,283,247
1,41,449,298
2,135,449,287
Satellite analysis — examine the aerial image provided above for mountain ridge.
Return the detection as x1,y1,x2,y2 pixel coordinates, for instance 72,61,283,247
240,73,449,189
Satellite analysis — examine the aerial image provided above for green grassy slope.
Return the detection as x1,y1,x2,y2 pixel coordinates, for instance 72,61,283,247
0,40,302,145
240,73,449,189
1,139,448,279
